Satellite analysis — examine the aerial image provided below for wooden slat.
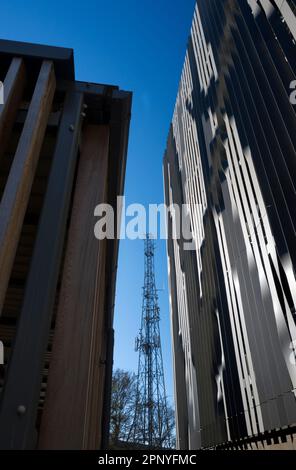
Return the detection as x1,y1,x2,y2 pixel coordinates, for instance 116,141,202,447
0,60,55,315
0,58,26,161
38,125,110,449
0,86,83,449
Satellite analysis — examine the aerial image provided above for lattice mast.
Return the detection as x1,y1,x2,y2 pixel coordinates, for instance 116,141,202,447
130,235,170,448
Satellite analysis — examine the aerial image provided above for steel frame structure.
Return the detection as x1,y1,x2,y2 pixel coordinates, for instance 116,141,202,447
130,235,171,449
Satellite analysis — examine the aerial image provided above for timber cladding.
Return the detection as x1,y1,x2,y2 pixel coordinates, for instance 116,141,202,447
0,39,132,449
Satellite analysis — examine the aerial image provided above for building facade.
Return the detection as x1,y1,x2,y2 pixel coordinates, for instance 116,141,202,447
0,39,131,449
164,0,296,449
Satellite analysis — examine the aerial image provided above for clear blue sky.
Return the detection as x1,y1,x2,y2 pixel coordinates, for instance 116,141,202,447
1,0,196,405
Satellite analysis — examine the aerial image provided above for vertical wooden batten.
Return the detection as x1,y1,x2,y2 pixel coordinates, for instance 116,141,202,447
0,86,83,449
0,57,26,161
0,60,55,315
0,39,132,451
38,125,110,449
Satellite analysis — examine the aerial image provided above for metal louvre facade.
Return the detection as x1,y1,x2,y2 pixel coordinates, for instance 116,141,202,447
163,0,296,450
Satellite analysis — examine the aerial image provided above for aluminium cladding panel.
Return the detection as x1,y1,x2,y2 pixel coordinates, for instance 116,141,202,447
165,111,246,448
273,0,296,41
164,0,296,449
203,0,296,439
220,0,296,427
164,127,245,449
164,128,195,450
